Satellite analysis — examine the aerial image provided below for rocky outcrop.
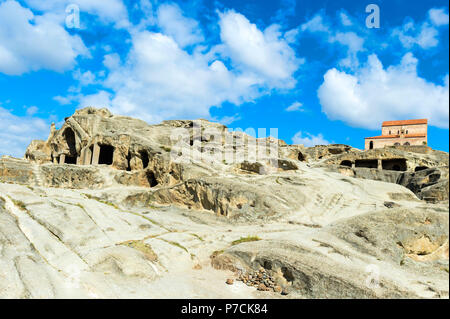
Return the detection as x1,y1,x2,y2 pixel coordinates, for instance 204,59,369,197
0,107,448,299
321,146,448,172
17,107,449,204
398,167,449,203
212,208,449,298
323,164,449,204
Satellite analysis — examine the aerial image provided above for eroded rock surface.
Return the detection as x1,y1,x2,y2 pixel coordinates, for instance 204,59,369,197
0,107,448,298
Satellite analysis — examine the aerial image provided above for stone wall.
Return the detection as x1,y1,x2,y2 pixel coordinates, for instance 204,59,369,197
365,136,427,149
381,123,427,136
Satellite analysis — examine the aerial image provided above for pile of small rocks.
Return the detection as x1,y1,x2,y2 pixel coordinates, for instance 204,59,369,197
229,267,288,295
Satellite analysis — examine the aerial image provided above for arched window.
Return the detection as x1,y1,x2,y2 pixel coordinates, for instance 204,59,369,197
369,141,374,149
389,130,391,135
406,130,408,134
394,142,400,146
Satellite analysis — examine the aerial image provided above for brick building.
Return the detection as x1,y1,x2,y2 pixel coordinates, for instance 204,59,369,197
364,119,428,150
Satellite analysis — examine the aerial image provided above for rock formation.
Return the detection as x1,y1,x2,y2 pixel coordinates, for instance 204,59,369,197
0,107,448,298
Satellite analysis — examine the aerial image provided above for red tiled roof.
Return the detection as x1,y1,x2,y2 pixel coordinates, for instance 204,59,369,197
365,135,399,139
365,134,426,139
382,119,428,126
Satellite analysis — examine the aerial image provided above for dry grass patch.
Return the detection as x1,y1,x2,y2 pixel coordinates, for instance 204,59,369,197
231,235,261,246
120,240,158,262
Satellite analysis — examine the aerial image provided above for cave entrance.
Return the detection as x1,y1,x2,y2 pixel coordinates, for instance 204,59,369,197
63,128,77,164
140,150,149,169
355,159,378,169
382,159,407,171
126,152,132,171
63,128,77,155
146,171,158,187
340,160,352,167
65,156,77,164
415,166,429,172
98,144,115,165
298,151,305,162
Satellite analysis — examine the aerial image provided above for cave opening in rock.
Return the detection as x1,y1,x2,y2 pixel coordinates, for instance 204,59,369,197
146,171,158,187
65,156,77,164
140,150,149,169
263,260,273,270
382,158,407,171
329,147,344,155
415,166,429,172
298,152,305,161
281,266,294,282
63,128,77,164
126,152,131,171
63,128,77,154
340,160,352,167
355,159,378,169
98,144,115,165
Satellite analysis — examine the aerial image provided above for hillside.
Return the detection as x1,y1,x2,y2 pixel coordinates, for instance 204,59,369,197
0,107,448,298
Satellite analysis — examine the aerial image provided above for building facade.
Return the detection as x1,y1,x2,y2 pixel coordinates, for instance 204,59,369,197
364,119,428,150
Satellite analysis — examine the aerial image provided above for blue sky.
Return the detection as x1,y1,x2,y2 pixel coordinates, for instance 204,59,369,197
0,0,448,157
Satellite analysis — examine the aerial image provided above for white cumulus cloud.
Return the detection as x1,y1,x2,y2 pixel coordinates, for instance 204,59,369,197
428,8,449,26
0,107,50,157
318,53,449,129
339,11,352,26
0,0,88,75
300,14,329,32
292,131,330,147
300,13,364,70
392,8,448,49
156,3,204,48
23,0,129,27
218,10,302,85
285,101,303,111
73,10,302,123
